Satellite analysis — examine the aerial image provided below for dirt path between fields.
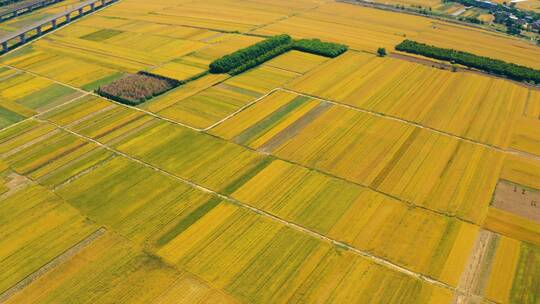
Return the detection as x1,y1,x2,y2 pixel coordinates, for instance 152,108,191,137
453,229,499,304
0,227,106,303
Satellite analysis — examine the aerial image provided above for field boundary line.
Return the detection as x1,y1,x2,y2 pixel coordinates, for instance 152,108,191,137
202,87,281,131
0,227,107,303
36,116,482,298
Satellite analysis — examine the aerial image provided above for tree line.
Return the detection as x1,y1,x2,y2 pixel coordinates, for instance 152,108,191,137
396,39,540,84
210,35,349,75
292,39,348,58
209,34,293,74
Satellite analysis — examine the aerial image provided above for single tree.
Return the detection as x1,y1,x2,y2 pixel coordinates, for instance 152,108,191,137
377,47,387,57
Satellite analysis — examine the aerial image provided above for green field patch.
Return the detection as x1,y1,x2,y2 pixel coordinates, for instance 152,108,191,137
0,106,25,129
80,29,124,42
15,83,81,111
222,156,274,195
155,196,222,247
510,242,540,304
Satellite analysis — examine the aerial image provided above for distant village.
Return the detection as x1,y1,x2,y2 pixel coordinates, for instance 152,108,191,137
447,0,540,33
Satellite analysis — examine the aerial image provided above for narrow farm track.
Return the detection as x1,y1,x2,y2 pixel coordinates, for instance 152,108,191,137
34,115,499,302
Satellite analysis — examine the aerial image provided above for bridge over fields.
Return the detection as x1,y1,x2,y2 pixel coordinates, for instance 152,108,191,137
0,0,118,54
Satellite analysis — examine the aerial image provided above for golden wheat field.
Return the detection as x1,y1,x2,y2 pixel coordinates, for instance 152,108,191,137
0,0,539,303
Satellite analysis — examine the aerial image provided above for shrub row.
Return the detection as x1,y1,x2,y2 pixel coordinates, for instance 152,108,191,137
97,72,180,106
395,39,540,84
209,34,293,74
292,39,348,58
229,43,293,75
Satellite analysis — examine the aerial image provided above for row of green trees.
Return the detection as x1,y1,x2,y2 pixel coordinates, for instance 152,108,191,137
209,35,349,75
229,44,293,75
209,34,292,74
292,39,348,58
395,39,540,84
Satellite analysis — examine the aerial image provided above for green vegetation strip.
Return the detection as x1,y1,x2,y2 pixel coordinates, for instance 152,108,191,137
210,35,348,75
395,39,540,84
210,34,293,74
221,156,274,195
155,196,222,247
293,39,347,58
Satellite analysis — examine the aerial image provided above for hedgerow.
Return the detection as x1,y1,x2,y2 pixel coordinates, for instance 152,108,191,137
395,39,540,84
209,34,293,74
292,39,348,58
229,44,293,75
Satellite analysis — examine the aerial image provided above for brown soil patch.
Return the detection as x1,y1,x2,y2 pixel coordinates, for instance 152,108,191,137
492,180,540,223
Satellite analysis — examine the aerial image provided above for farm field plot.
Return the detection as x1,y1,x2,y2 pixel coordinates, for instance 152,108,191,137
228,158,479,287
413,22,540,70
1,228,238,304
451,231,540,304
509,116,540,157
253,2,432,52
211,89,504,224
287,51,531,148
156,201,453,303
1,0,540,302
0,184,99,294
254,1,540,69
0,68,82,128
156,62,313,129
98,0,322,33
